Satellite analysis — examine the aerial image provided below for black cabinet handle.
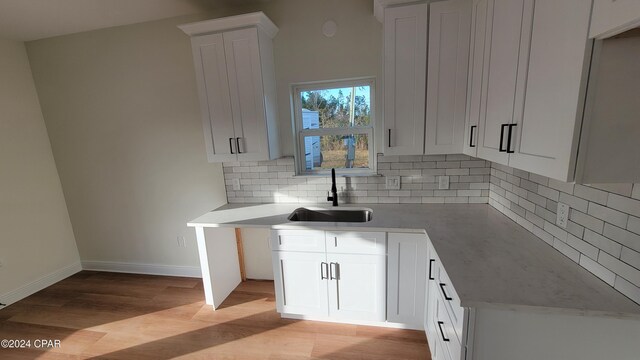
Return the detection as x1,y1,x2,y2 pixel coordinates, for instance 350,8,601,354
440,283,453,301
428,259,435,280
437,321,450,342
321,262,328,280
229,138,235,154
499,124,508,152
329,262,339,280
388,129,392,147
506,124,517,154
469,125,476,148
236,137,243,154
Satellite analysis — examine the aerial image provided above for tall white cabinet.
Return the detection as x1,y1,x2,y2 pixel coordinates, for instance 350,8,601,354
463,0,593,181
383,3,428,155
425,0,472,155
179,12,280,162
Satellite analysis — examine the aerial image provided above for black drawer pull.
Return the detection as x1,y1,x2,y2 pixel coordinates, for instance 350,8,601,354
388,129,392,147
469,125,476,147
440,283,453,301
499,124,508,152
437,321,450,342
428,259,435,280
506,124,516,153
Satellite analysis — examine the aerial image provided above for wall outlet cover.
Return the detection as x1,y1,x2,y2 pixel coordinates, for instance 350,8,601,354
439,176,450,190
232,178,241,191
385,175,401,190
557,202,570,229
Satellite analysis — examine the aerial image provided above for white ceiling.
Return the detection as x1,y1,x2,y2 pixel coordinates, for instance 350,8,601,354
0,0,264,41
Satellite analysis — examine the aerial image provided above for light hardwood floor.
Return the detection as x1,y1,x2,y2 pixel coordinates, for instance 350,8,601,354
0,271,429,359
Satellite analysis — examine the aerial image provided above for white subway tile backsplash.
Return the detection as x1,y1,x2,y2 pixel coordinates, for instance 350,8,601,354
570,209,605,234
583,229,622,258
607,193,640,218
615,276,640,305
628,216,640,235
603,224,640,253
587,202,629,228
224,155,490,205
574,185,609,205
580,254,616,286
488,162,640,305
599,251,640,287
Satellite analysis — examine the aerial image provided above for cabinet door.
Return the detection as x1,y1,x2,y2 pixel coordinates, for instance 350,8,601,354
508,0,592,182
425,0,471,155
590,0,640,39
272,251,329,317
476,0,526,165
223,28,270,161
387,232,427,328
327,253,386,322
463,0,490,157
383,4,428,155
190,33,237,162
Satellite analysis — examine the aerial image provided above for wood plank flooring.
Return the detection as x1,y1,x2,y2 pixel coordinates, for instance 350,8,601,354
0,271,429,359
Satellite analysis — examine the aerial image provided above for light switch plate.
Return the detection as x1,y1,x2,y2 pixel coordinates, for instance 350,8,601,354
557,202,569,229
385,175,400,190
439,176,450,190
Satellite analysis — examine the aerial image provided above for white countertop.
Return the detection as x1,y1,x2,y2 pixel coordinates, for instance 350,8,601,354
188,203,640,319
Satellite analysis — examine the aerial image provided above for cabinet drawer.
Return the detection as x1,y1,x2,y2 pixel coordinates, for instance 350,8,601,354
433,290,462,360
429,251,464,342
325,231,386,255
270,230,326,252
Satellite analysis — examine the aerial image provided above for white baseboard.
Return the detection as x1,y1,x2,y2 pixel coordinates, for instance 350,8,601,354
281,313,424,330
0,262,82,307
81,261,202,278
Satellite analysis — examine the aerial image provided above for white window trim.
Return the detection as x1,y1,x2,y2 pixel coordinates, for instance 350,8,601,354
291,77,376,176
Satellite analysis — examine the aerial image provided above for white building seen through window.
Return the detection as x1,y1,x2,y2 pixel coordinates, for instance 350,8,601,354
292,78,375,175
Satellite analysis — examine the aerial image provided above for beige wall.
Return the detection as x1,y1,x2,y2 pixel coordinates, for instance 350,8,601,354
24,0,380,269
0,38,80,296
26,17,228,268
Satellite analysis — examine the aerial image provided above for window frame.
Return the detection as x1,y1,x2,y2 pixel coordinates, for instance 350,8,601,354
291,77,376,176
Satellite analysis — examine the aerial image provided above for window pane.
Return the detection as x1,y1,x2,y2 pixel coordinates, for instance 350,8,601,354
301,85,371,129
303,134,369,170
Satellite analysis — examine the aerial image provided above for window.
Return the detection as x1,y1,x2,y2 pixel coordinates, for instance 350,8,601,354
292,78,375,175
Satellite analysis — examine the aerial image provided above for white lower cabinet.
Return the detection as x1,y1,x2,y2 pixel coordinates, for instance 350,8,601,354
423,237,640,360
271,230,386,324
327,253,386,322
272,251,329,317
387,232,428,329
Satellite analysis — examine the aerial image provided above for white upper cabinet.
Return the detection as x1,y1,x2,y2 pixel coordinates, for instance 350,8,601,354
508,0,593,181
590,0,640,39
462,0,490,157
466,0,594,182
475,0,529,166
383,3,428,155
425,0,471,154
179,12,280,163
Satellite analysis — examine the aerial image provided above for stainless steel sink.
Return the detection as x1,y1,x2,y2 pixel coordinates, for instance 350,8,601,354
288,207,373,222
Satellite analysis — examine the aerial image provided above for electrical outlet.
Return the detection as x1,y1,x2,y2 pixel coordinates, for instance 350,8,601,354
177,236,187,248
557,202,570,229
439,176,450,190
232,178,241,191
385,175,401,190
